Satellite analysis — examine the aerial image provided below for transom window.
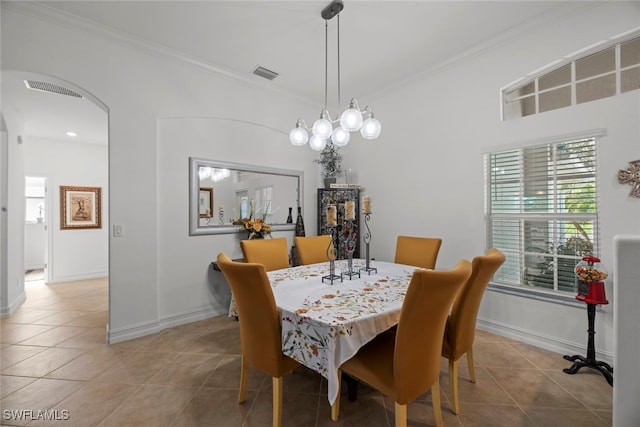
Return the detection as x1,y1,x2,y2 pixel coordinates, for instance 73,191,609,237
485,137,599,296
503,35,640,120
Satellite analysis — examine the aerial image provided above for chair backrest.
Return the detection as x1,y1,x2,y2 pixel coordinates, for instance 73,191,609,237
216,252,284,377
295,235,334,265
445,248,506,360
240,237,290,272
393,260,472,404
394,236,442,269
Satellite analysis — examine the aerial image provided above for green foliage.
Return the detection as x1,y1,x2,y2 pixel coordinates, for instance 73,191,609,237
314,143,342,178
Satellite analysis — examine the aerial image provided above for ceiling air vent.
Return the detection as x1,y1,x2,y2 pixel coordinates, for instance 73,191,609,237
24,80,84,98
252,65,279,81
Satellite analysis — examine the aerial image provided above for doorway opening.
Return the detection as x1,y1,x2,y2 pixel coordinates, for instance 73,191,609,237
24,176,47,286
3,70,110,338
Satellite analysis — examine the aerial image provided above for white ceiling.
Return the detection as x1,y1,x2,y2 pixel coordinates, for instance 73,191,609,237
2,1,595,145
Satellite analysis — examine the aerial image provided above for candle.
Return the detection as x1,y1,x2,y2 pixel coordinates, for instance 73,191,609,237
326,205,337,225
345,200,355,220
362,196,372,214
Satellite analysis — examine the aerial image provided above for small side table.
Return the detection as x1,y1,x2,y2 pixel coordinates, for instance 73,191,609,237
563,302,613,386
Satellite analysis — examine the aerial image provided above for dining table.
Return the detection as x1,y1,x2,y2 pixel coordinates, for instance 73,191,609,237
267,259,418,405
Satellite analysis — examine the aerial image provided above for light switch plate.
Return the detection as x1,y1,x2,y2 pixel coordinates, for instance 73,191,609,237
113,224,125,237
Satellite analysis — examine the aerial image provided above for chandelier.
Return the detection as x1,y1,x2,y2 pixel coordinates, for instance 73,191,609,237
289,0,381,151
199,167,230,182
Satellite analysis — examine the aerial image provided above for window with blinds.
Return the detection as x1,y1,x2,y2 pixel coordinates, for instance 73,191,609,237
485,137,598,295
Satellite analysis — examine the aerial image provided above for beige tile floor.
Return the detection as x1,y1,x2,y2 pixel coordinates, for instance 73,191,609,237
1,277,612,426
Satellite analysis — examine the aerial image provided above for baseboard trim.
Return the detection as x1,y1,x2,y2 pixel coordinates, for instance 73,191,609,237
0,291,27,317
107,319,161,344
106,306,227,344
476,317,614,364
49,270,109,284
158,307,225,330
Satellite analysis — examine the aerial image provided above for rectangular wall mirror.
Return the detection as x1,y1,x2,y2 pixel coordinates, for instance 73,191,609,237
189,157,303,236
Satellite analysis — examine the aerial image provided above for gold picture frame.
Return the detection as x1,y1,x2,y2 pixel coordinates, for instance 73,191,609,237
60,186,102,230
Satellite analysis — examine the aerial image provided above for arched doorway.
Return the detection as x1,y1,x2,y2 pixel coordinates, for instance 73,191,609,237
1,71,109,333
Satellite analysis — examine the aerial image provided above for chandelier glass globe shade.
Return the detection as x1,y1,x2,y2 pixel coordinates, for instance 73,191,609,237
312,118,333,139
331,127,350,146
360,117,382,139
309,135,327,151
340,108,363,132
290,127,309,146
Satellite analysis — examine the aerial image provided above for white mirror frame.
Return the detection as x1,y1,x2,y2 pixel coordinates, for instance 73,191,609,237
189,157,304,236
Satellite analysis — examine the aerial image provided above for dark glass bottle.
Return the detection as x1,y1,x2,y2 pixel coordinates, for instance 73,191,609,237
295,206,306,236
286,207,293,224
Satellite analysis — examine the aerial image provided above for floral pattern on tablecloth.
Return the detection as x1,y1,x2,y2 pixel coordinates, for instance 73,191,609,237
269,260,416,404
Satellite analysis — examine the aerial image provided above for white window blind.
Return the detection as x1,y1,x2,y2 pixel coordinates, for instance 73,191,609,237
486,137,598,294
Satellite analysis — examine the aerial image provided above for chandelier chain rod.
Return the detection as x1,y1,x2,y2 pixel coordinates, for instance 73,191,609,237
337,14,341,111
324,19,328,112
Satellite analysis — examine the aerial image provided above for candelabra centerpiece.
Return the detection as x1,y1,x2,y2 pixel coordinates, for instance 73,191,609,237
342,199,360,279
359,196,377,275
322,205,343,285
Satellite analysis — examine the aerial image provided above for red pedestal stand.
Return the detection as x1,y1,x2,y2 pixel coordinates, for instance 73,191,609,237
563,257,613,386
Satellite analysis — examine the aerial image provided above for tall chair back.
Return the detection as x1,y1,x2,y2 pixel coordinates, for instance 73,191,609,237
295,235,334,265
393,261,471,404
394,236,442,269
441,248,506,414
240,237,290,271
332,260,472,427
216,253,299,427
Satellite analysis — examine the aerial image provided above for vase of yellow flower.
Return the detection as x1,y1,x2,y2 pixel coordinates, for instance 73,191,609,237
242,200,272,239
243,217,271,239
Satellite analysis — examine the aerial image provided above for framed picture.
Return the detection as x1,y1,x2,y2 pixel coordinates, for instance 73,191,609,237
60,186,102,230
199,187,213,218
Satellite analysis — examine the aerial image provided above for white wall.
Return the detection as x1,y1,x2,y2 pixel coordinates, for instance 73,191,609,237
0,125,9,314
23,137,108,282
0,107,27,316
613,234,640,427
1,3,319,338
342,2,640,360
157,118,309,326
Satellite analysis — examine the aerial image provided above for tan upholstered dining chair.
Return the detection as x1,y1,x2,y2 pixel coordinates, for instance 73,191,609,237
294,235,334,265
240,237,290,271
441,248,506,414
216,253,300,427
394,235,442,269
331,260,472,427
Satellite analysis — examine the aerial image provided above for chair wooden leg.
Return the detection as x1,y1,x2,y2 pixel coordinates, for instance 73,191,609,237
331,370,342,421
394,402,407,427
431,379,444,427
467,347,476,383
272,376,283,427
238,354,249,403
449,358,459,414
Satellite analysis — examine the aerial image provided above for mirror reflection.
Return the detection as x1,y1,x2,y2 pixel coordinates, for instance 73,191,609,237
189,158,303,236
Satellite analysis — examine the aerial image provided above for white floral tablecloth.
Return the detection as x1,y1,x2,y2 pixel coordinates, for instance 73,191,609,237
269,260,417,405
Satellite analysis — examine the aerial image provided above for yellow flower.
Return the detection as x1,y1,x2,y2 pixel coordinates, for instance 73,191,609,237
240,206,271,238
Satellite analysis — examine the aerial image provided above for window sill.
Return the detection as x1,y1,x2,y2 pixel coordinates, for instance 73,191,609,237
488,283,603,310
